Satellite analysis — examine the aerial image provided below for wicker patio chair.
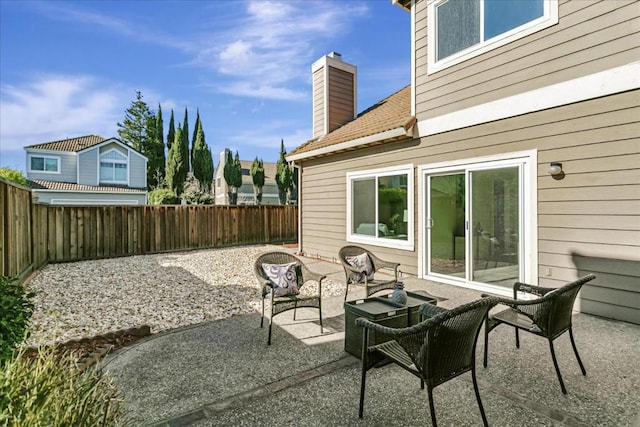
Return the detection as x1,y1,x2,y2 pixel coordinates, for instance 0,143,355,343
253,251,326,345
483,274,596,394
338,245,399,302
357,297,498,427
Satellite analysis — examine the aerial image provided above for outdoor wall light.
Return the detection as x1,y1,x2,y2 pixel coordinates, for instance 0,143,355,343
548,162,563,176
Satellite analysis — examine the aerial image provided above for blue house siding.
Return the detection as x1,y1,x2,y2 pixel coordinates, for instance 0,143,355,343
27,151,76,183
78,149,98,185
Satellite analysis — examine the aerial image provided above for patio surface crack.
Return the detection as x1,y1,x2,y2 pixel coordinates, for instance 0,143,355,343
147,355,359,427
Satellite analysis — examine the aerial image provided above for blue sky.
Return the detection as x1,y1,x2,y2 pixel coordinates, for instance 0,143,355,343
0,0,410,172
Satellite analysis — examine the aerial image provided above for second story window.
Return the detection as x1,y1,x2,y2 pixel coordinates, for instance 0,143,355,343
429,0,558,73
100,149,128,184
28,155,60,173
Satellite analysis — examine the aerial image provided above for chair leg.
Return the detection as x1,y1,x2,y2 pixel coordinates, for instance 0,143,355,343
293,301,297,321
268,312,274,345
427,388,438,427
260,298,265,328
548,338,567,394
472,367,489,427
319,302,323,334
483,318,489,368
515,328,520,348
344,283,349,302
420,379,424,390
359,330,369,419
569,327,587,376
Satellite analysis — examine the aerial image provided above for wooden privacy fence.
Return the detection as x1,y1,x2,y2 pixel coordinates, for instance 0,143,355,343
1,179,298,278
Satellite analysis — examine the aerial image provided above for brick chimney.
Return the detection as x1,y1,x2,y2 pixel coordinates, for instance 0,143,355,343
311,52,357,139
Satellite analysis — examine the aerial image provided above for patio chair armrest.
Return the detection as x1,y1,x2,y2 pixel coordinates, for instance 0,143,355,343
374,258,400,273
513,282,555,298
259,279,275,297
419,303,448,319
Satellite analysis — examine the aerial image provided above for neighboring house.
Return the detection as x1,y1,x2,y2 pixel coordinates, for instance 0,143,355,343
288,2,640,324
213,148,296,205
25,135,148,205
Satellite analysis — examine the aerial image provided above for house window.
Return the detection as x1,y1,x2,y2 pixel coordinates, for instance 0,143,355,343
347,165,414,250
428,0,558,73
100,149,128,184
28,155,60,173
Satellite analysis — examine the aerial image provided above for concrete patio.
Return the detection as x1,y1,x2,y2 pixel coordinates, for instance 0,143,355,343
103,255,640,426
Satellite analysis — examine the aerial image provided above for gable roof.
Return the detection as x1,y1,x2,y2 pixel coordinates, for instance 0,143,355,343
25,135,106,152
28,180,146,193
287,85,415,161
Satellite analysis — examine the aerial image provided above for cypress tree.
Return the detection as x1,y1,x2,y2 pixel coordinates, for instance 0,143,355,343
182,108,189,170
250,157,265,205
152,104,166,188
223,149,242,205
275,139,293,205
192,118,213,193
191,109,201,169
166,124,188,197
167,110,175,151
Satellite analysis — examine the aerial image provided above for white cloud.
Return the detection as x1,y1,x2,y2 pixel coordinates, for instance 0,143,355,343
0,75,179,153
0,75,124,151
194,0,369,100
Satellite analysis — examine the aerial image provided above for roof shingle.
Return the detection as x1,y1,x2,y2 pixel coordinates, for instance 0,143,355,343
25,135,106,152
289,85,412,158
29,180,146,193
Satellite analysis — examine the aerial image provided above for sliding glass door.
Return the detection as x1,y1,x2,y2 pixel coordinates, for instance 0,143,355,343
425,160,525,289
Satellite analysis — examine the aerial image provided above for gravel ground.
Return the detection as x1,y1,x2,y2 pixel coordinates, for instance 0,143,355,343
25,245,345,347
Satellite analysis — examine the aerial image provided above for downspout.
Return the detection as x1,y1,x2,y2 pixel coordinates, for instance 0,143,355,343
295,162,303,255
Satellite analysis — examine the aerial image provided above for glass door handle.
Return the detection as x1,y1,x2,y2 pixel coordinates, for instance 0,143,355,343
426,218,434,229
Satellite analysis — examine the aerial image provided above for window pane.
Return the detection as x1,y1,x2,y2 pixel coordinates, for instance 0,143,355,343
44,158,58,171
378,174,408,240
352,178,375,236
100,162,113,180
437,0,480,60
114,163,127,181
484,0,544,40
429,174,465,276
102,150,127,161
470,167,520,286
31,157,44,171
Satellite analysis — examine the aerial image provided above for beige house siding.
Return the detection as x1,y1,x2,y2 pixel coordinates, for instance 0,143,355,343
413,0,640,120
312,69,325,139
298,90,639,324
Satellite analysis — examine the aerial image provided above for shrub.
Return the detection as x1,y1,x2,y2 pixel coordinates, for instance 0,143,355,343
148,188,178,205
0,347,130,426
0,276,35,362
0,167,28,187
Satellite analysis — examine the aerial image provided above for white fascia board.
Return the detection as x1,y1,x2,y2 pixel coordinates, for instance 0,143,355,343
32,188,147,195
287,125,413,162
25,148,71,155
79,137,148,161
417,62,640,137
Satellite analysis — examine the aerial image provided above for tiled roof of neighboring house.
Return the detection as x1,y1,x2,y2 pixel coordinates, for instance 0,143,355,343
29,180,146,193
288,85,414,159
25,135,106,152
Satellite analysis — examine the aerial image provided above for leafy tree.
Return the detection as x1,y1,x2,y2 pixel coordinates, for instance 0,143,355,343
275,139,293,205
182,108,189,170
148,188,178,205
167,109,175,151
166,125,188,196
117,91,153,152
181,175,214,205
192,118,214,193
0,167,28,187
250,157,265,205
223,149,242,205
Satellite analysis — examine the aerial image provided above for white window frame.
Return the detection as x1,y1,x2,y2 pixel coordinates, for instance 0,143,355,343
346,164,414,251
99,148,129,185
427,0,558,75
28,154,60,174
417,150,538,296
